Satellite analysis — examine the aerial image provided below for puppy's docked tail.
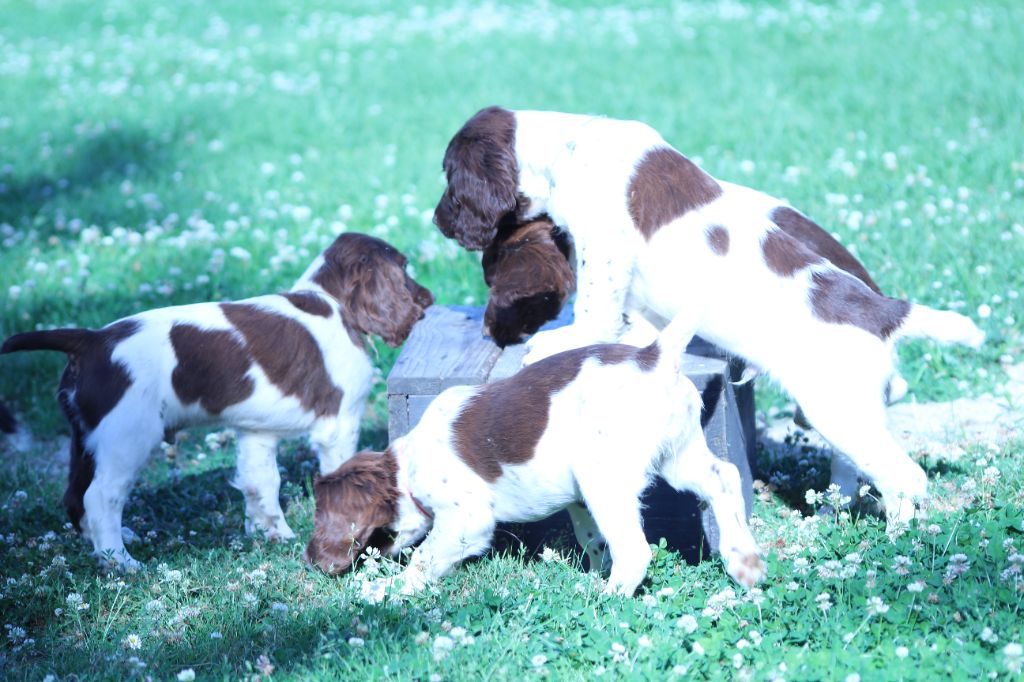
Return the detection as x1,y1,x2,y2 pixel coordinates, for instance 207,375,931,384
1,329,94,357
893,304,985,349
648,311,700,373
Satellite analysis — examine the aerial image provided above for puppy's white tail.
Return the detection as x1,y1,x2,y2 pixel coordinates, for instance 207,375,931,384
894,303,985,349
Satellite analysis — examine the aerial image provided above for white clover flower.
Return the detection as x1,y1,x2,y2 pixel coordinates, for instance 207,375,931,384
895,645,909,659
907,581,926,593
656,586,675,598
414,631,429,645
638,635,652,648
858,485,871,498
805,489,823,506
531,654,548,667
815,592,832,613
892,556,913,575
980,627,999,644
866,596,889,616
692,641,705,656
676,614,698,634
977,304,991,319
176,670,196,682
65,593,83,606
348,636,365,647
641,594,657,608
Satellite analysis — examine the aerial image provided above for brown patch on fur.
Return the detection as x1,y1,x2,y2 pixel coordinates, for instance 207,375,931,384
312,233,434,348
170,324,256,415
627,148,723,240
635,342,661,371
221,303,343,418
770,207,880,292
482,216,575,347
281,291,332,318
809,271,911,339
761,229,821,277
453,343,658,482
434,106,520,250
706,224,730,256
305,450,399,574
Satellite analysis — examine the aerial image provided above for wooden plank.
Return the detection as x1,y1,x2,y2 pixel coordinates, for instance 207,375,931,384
388,306,502,394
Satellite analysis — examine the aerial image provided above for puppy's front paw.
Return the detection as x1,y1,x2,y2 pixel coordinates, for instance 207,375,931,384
725,549,765,588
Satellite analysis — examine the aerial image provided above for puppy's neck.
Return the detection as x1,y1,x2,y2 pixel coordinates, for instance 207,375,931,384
514,111,597,216
388,439,434,535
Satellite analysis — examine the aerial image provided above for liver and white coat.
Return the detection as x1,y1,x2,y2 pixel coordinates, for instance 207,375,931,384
1,233,433,568
304,315,763,600
433,106,985,528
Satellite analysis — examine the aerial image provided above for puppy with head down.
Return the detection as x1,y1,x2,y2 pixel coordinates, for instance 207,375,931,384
1,233,433,569
481,216,575,347
305,314,764,599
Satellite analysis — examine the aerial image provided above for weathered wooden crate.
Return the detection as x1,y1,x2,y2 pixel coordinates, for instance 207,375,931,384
387,305,755,564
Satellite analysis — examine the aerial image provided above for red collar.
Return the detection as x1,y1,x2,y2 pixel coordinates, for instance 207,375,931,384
408,488,433,521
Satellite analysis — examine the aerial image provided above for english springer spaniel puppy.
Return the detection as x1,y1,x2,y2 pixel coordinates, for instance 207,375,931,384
1,233,433,568
433,106,985,529
481,215,575,347
304,315,764,600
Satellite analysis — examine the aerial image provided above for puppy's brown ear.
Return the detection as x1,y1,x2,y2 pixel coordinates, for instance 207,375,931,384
316,234,432,347
306,451,399,575
434,106,519,251
342,264,430,347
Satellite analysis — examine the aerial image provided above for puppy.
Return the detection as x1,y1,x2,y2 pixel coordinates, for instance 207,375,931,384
433,106,985,528
481,215,575,347
304,314,763,599
1,233,433,568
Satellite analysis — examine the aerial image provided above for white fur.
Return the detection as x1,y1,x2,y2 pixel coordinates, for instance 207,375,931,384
74,270,374,569
363,319,763,601
496,110,983,528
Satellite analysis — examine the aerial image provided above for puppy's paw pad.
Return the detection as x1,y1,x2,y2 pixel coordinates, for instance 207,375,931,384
727,551,765,588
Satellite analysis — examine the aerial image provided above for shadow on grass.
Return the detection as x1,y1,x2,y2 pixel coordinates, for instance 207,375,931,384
0,126,176,231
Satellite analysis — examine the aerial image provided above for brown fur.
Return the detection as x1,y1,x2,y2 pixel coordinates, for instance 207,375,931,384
170,324,256,415
706,224,730,256
761,229,821,277
627,148,723,240
482,217,575,347
304,450,400,574
452,343,658,482
313,233,435,348
281,291,333,317
221,303,344,418
770,207,880,293
809,271,910,340
434,106,520,250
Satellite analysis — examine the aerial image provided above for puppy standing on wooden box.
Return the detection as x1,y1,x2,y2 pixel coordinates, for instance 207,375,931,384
433,106,985,529
304,313,763,599
1,233,433,568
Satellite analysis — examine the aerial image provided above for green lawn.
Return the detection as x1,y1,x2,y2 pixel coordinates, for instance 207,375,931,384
1,0,1022,679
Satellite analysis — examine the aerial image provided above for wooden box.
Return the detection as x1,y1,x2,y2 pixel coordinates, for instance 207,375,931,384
387,305,755,564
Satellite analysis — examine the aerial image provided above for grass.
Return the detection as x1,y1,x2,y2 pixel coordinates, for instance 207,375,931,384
0,0,1022,679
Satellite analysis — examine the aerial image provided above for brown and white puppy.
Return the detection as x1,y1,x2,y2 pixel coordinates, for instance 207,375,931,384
481,215,575,347
434,106,985,529
1,233,433,568
304,314,763,600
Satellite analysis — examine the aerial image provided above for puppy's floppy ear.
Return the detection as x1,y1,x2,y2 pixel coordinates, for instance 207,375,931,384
341,261,429,347
435,106,519,251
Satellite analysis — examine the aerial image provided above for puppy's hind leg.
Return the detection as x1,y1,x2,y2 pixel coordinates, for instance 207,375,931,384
661,438,764,588
233,431,295,541
794,380,927,531
82,423,161,570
